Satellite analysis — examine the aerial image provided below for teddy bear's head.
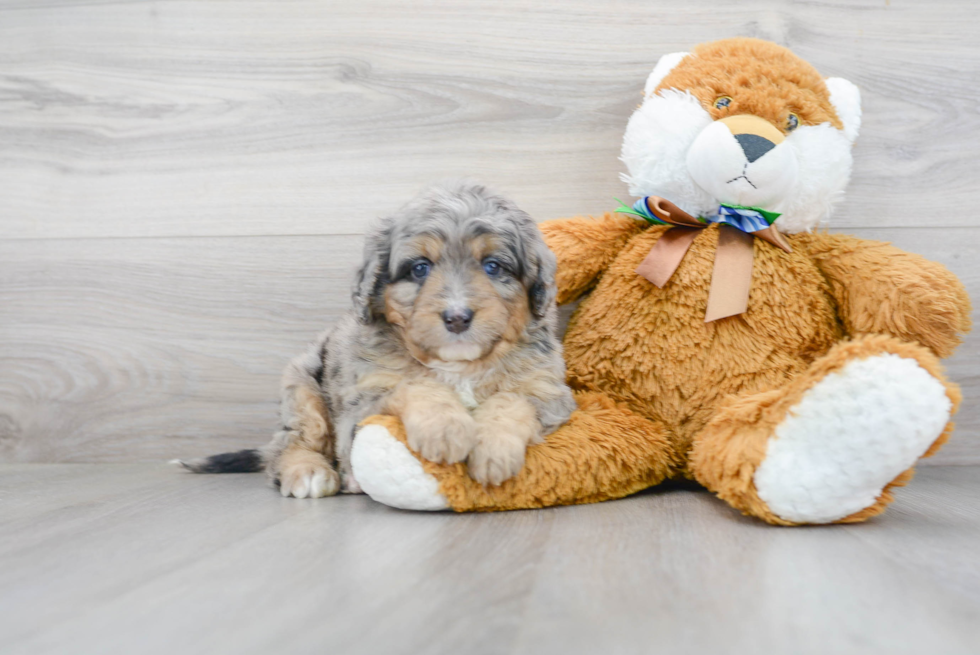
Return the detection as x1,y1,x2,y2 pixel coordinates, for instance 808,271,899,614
621,38,861,233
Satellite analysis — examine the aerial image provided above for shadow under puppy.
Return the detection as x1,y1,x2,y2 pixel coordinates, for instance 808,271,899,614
180,180,575,498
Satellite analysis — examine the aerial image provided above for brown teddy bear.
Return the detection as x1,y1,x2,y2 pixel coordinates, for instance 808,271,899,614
349,38,972,525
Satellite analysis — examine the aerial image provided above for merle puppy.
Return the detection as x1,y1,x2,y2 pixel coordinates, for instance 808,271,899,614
180,180,575,498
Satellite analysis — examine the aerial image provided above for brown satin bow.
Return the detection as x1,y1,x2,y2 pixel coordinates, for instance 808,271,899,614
633,197,792,323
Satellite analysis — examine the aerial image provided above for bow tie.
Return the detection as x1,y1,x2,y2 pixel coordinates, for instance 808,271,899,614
615,196,792,322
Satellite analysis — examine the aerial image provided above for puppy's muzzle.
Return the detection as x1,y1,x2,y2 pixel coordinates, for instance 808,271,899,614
442,308,474,334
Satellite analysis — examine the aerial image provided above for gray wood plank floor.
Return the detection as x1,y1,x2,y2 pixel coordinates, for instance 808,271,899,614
1,464,979,655
2,0,979,463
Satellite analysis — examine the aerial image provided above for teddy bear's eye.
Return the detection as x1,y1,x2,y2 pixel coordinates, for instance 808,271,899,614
786,113,800,132
713,96,732,110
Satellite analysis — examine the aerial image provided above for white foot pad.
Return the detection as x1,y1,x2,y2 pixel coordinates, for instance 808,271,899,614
754,354,951,524
350,424,450,511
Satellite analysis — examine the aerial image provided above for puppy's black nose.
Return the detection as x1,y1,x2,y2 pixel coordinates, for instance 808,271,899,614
735,133,776,163
442,309,474,334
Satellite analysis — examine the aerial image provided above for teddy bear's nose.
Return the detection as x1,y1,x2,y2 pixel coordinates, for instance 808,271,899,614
718,114,785,164
735,133,776,163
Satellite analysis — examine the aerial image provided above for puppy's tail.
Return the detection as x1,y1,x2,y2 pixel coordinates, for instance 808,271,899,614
172,449,265,474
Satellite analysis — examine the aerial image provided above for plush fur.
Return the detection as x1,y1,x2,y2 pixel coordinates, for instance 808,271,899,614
622,39,859,233
349,38,972,525
180,180,575,496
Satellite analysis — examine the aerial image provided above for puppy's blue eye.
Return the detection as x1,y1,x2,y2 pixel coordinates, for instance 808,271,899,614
483,260,502,277
411,261,430,280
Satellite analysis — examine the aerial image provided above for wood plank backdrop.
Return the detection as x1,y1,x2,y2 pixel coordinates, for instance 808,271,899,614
1,0,978,464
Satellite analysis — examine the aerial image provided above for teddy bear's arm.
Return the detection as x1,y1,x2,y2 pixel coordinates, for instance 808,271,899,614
798,232,972,358
539,212,646,304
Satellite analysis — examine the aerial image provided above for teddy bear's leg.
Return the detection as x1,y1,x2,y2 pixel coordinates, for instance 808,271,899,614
350,391,678,512
689,335,961,526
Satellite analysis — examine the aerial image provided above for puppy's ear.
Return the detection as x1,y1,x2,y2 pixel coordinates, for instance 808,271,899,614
525,230,558,320
352,219,393,323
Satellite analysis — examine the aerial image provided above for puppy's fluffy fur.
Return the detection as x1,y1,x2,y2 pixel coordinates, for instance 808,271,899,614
180,180,575,498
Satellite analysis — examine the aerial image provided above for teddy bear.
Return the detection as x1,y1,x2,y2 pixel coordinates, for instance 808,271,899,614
347,37,972,525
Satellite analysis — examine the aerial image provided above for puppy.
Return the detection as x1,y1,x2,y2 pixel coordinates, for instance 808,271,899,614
179,180,576,498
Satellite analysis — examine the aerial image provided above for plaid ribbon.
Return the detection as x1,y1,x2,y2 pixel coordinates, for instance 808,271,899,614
618,197,782,234
615,196,792,322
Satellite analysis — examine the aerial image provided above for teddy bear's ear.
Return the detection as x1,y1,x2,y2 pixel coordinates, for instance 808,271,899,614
643,52,691,98
825,77,862,143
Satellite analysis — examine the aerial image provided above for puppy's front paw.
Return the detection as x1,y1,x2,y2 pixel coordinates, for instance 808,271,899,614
404,410,478,464
467,429,527,486
278,452,340,499
340,471,363,495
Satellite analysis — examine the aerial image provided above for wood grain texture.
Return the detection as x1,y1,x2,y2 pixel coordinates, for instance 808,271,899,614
0,0,979,239
0,0,978,464
0,235,356,463
1,463,979,655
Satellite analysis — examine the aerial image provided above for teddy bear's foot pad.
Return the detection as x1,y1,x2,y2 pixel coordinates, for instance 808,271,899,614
350,424,450,511
754,353,952,524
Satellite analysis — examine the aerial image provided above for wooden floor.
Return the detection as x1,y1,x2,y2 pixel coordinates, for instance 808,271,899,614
1,464,979,655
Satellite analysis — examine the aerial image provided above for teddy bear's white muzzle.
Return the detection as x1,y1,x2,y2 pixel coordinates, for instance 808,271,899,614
686,117,798,209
